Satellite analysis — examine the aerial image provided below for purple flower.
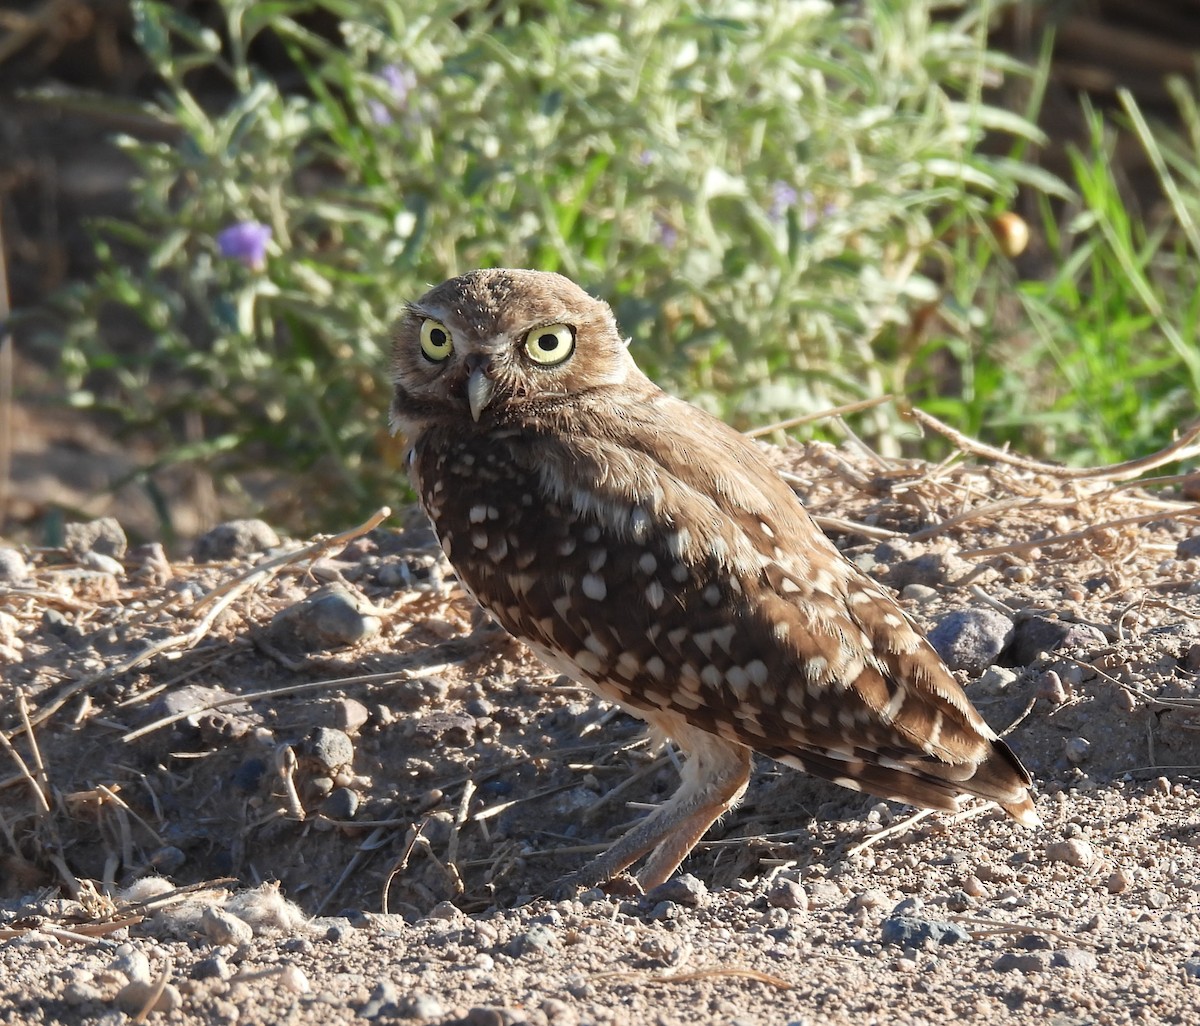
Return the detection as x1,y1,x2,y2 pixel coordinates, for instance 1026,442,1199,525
637,149,656,166
216,221,271,270
369,63,418,125
655,218,678,250
768,180,799,224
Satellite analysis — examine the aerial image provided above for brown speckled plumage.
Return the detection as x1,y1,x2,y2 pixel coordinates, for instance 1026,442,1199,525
390,268,1038,889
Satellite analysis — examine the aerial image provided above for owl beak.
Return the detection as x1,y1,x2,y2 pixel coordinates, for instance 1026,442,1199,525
466,364,496,423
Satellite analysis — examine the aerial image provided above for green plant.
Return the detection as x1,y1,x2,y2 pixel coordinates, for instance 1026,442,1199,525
55,0,1055,532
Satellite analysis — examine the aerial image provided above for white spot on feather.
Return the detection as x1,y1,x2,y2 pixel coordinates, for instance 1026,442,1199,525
582,573,607,601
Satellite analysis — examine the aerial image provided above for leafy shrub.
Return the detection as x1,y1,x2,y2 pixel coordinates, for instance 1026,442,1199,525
55,0,1060,531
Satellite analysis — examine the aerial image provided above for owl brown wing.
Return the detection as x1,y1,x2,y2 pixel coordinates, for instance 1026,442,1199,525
419,388,1035,822
618,397,1036,819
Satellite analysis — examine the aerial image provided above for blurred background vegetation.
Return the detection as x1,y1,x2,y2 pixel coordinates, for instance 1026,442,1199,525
2,0,1199,543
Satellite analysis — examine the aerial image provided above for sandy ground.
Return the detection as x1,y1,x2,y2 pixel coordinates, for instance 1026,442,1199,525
1,438,1199,1025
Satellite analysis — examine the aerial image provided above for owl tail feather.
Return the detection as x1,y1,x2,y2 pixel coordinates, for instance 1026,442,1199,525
779,737,1041,827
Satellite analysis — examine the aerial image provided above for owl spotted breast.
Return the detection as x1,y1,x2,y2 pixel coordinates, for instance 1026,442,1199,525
390,268,1039,890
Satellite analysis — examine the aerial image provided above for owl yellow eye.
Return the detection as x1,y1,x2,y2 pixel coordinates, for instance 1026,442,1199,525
419,319,453,362
524,323,576,366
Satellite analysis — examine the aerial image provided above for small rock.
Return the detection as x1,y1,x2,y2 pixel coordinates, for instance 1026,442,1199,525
507,924,557,957
147,845,187,875
194,519,280,561
64,516,127,560
413,711,477,748
961,875,986,898
880,915,969,947
1037,670,1068,704
1046,838,1095,868
1176,536,1200,560
973,665,1019,696
277,965,310,993
81,550,125,575
1063,737,1092,765
1008,615,1106,665
148,684,255,736
944,890,973,912
191,955,231,980
395,992,443,1019
305,727,355,774
901,584,938,603
889,552,968,589
852,888,888,911
201,906,253,947
268,584,381,651
645,874,708,907
1106,869,1131,893
806,879,844,908
993,951,1049,974
0,548,29,583
115,980,183,1015
359,980,402,1018
1145,889,1170,909
1052,949,1099,971
464,1009,509,1026
334,698,371,733
927,609,1013,673
767,878,808,911
110,946,152,984
1184,956,1200,980
891,897,924,916
540,997,574,1023
322,787,360,820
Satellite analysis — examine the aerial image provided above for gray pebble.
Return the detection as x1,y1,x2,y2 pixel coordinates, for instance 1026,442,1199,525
1045,838,1095,868
1183,956,1200,980
1145,889,1170,909
1052,949,1099,971
901,584,938,603
1176,536,1200,560
109,946,151,984
927,609,1013,673
396,992,445,1020
993,951,1049,973
115,980,182,1015
64,516,127,560
334,698,371,733
1063,737,1092,764
1008,615,1106,665
190,955,231,980
200,906,253,947
507,923,557,956
81,550,124,575
0,548,29,583
306,727,355,774
806,879,843,908
147,845,187,875
766,878,808,911
322,787,360,820
645,873,708,907
974,666,1018,696
889,552,966,589
194,519,280,561
465,1008,526,1026
1037,670,1068,704
269,584,381,651
880,915,969,947
413,711,477,748
359,979,402,1018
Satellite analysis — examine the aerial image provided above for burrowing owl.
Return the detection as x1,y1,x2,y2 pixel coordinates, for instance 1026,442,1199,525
390,269,1038,890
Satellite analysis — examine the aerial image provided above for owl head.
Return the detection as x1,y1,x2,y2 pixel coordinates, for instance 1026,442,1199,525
390,269,638,437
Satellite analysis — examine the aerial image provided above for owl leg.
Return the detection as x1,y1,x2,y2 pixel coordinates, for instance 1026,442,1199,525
573,725,752,890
